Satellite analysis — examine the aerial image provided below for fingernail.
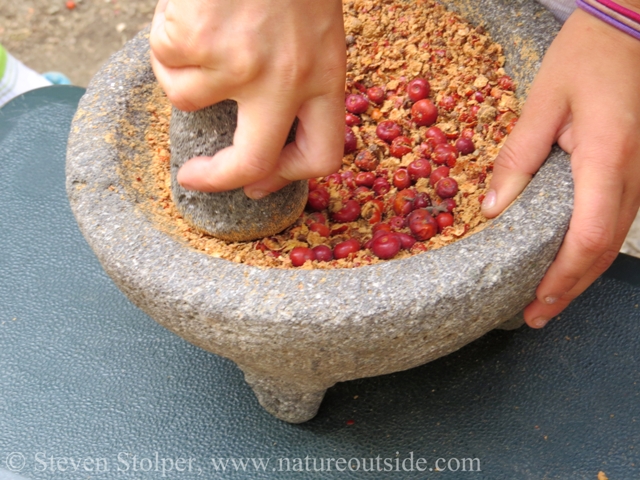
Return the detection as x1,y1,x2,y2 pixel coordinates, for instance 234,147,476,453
482,190,496,211
544,295,558,305
246,190,268,200
531,317,548,329
178,179,196,191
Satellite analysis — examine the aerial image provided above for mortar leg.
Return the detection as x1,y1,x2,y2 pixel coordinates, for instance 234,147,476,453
242,371,327,423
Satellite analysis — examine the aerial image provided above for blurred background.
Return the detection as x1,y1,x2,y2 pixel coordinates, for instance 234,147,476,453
0,0,156,86
2,0,640,257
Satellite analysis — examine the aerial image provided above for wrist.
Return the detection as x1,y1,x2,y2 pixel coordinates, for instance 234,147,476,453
576,0,640,40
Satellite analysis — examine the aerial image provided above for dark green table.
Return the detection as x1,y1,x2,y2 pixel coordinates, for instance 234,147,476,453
1,87,638,480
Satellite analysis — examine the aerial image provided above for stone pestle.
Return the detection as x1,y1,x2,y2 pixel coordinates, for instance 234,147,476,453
169,101,307,242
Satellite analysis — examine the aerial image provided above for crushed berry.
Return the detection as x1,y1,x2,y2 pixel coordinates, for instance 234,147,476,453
433,144,458,167
408,209,438,240
355,149,379,171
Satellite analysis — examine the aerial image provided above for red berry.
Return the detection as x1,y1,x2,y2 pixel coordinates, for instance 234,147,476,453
353,186,374,203
308,178,320,191
341,170,356,189
435,177,459,198
389,216,407,230
66,0,76,9
425,126,447,146
395,232,417,249
355,149,379,171
417,141,433,157
411,242,428,253
439,95,456,111
393,168,412,189
355,171,376,187
407,158,431,180
332,199,361,223
331,225,349,236
376,120,402,143
436,212,454,231
497,75,515,91
430,166,450,186
433,144,458,167
325,173,342,185
372,222,392,233
473,91,485,103
411,99,438,126
413,192,431,209
344,126,358,154
309,222,331,237
305,212,327,225
389,136,413,158
455,137,475,155
345,113,361,127
333,238,361,259
408,209,438,241
461,128,475,139
290,247,316,267
307,188,330,211
312,245,333,262
372,177,391,196
407,78,431,102
393,188,417,216
371,233,402,259
345,94,369,114
367,86,386,105
439,198,457,213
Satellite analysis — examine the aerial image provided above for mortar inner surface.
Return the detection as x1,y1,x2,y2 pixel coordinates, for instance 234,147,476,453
122,0,520,270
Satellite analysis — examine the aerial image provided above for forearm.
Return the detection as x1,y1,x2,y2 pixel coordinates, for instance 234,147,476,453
535,0,640,22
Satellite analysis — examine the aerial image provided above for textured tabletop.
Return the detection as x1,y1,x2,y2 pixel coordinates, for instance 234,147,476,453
0,87,639,480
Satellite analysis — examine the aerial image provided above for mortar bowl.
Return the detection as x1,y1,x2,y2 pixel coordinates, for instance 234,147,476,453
66,0,573,423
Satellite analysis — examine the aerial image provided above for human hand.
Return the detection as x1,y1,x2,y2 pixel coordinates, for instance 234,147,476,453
481,7,640,328
150,0,346,199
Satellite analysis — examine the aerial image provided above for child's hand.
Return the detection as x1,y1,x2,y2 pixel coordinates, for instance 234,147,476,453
482,8,640,328
150,0,346,199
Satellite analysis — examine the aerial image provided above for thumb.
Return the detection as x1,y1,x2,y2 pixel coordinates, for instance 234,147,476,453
481,89,567,218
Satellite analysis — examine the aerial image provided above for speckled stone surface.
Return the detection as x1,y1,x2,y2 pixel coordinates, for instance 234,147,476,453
66,0,572,423
170,105,307,242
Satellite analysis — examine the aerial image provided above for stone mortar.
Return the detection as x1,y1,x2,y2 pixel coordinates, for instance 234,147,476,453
66,0,573,423
170,105,307,242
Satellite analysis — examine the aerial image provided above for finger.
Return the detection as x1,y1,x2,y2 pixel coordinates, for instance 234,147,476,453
533,148,622,305
154,0,169,15
523,206,634,328
481,86,567,218
176,96,299,193
242,92,345,197
150,53,234,111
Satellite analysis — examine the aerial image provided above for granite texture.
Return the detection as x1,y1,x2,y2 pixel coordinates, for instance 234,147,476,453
66,0,572,423
170,105,307,242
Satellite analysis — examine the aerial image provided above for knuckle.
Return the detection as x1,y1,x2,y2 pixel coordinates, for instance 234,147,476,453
592,248,619,274
241,152,275,181
571,223,614,257
494,141,522,173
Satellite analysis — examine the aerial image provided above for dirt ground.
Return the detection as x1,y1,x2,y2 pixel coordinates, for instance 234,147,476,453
0,0,157,86
3,0,640,257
